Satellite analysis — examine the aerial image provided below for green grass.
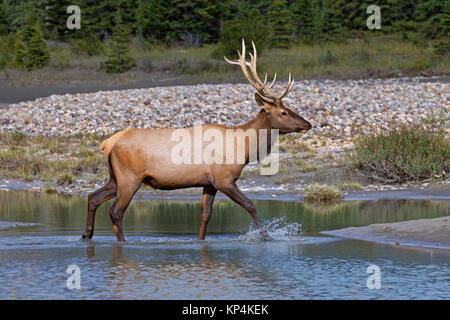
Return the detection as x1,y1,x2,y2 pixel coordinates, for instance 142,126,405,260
351,114,449,183
2,33,448,87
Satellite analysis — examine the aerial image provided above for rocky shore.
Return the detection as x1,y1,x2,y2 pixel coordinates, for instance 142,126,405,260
1,77,448,151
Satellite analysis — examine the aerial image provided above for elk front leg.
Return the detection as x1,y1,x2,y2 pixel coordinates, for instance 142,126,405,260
216,181,271,241
198,186,217,240
109,182,139,242
83,179,117,239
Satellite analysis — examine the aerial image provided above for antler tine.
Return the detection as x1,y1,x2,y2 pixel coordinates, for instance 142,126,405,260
249,41,279,100
267,73,277,90
223,56,240,65
280,74,295,99
224,39,295,101
224,39,266,93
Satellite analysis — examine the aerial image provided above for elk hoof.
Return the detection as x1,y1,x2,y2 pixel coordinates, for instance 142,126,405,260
81,233,92,240
260,231,273,242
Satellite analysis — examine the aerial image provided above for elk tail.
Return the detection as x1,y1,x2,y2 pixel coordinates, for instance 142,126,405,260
99,131,127,159
99,131,128,180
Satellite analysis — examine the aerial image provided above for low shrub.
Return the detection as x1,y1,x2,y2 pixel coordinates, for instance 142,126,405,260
304,184,343,203
352,116,449,183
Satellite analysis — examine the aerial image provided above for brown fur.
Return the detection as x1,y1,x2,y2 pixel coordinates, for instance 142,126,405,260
82,41,311,242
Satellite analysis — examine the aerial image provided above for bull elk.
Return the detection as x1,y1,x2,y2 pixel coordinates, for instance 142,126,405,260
82,40,311,242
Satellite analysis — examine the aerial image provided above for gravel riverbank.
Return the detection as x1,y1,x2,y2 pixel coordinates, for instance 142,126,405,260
0,76,448,196
1,77,448,153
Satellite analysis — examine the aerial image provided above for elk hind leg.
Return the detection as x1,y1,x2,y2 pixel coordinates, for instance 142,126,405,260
198,186,217,240
109,181,139,242
82,179,117,239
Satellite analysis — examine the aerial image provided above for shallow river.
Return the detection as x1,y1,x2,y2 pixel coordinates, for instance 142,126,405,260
0,191,448,299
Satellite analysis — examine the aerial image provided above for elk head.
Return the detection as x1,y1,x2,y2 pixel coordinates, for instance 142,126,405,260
225,40,312,134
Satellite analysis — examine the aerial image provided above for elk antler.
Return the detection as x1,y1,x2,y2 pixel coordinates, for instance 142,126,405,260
224,39,295,102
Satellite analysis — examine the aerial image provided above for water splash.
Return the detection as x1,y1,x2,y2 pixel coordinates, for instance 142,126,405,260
239,217,303,242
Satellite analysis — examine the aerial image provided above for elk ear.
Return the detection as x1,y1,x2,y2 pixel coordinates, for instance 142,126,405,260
254,93,272,111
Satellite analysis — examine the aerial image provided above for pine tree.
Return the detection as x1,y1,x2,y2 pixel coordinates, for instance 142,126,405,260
213,7,269,59
329,0,363,30
44,0,73,40
24,22,50,70
268,0,293,48
12,34,26,68
103,11,135,73
0,3,9,35
433,0,450,55
8,0,45,34
290,0,315,42
22,8,38,44
72,0,115,40
136,0,172,43
312,0,340,42
171,0,217,45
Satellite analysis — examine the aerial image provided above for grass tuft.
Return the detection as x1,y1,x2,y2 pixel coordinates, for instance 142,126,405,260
56,172,74,186
304,184,343,203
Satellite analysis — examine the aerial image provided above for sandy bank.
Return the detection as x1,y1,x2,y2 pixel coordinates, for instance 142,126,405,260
323,216,450,249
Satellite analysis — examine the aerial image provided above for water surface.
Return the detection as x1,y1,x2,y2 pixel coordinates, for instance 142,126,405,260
0,191,448,299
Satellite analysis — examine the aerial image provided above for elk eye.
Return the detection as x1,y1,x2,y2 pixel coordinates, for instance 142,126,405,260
281,111,288,116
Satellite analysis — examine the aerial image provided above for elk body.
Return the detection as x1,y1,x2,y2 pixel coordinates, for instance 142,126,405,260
82,40,311,242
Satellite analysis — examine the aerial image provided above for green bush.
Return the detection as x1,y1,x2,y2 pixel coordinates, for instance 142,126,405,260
411,55,431,71
352,116,449,183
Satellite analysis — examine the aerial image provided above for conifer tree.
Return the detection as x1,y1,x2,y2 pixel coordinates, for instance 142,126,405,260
45,0,73,40
136,0,172,42
12,35,26,68
103,11,135,73
24,22,50,70
290,0,315,42
312,0,340,42
0,4,8,35
268,0,293,48
433,0,450,55
213,8,269,59
22,9,38,44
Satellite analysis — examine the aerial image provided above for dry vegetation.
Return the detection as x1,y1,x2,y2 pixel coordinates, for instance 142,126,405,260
304,183,343,203
2,34,448,87
0,132,108,187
